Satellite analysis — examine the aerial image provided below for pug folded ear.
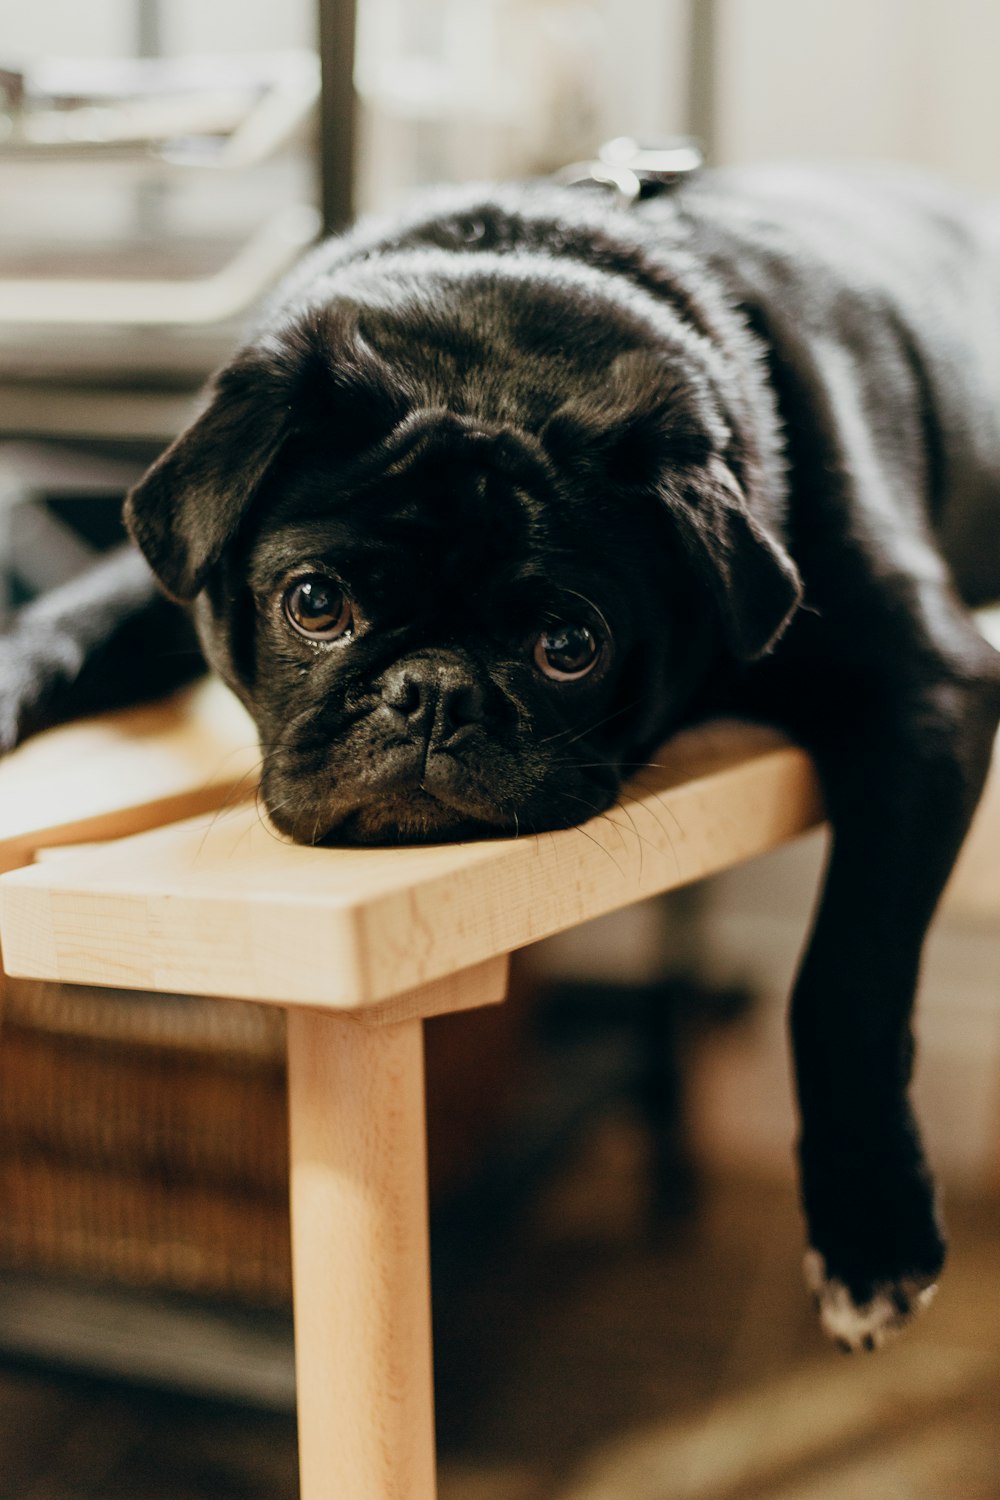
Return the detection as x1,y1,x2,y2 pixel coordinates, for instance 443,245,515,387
661,456,802,660
125,309,412,601
124,349,295,601
542,351,801,661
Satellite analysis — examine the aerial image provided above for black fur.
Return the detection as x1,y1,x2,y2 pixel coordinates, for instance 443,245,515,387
5,165,1000,1338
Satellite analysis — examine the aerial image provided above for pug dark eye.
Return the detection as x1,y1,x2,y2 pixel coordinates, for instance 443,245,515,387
283,575,353,641
533,622,600,681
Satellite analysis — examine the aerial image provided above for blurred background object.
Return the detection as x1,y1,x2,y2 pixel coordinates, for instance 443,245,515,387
0,4,998,1498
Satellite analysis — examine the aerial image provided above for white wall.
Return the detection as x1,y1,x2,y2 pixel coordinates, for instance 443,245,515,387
2,0,132,58
353,0,694,209
0,0,314,58
158,0,314,54
715,0,1000,192
7,0,1000,194
592,0,692,143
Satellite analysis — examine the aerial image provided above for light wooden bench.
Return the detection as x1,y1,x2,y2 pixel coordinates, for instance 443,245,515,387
0,686,821,1499
0,664,992,1500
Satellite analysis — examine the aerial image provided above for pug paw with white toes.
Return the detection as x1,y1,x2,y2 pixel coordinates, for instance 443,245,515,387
803,1249,939,1353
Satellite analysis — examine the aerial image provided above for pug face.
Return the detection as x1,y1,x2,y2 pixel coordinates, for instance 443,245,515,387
125,230,800,846
210,416,713,845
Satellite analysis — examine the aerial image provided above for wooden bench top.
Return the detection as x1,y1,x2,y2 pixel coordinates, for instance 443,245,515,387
0,719,824,1014
0,677,258,875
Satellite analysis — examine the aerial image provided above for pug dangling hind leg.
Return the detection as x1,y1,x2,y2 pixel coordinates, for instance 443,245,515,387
775,606,1000,1350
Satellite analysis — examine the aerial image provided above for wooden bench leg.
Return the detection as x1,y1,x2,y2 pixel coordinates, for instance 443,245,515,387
286,1008,436,1500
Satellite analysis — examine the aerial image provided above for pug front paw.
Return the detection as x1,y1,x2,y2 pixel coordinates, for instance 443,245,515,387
0,628,74,753
803,1249,938,1352
0,638,35,753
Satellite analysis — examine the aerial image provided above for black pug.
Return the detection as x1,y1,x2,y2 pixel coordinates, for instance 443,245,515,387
3,164,999,1352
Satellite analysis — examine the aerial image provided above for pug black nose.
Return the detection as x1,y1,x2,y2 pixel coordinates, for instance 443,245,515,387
381,660,486,742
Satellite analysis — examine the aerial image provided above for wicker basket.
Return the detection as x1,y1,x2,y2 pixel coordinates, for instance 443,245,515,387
0,967,530,1304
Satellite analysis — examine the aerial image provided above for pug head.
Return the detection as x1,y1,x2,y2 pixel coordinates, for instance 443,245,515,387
126,282,800,846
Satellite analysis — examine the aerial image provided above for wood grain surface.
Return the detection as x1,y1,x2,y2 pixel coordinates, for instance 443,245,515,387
0,678,258,875
0,720,825,1013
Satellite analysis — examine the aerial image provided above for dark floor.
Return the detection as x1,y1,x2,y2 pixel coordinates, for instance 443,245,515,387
1,1116,997,1500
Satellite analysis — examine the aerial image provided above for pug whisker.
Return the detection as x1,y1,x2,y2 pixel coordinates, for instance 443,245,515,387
624,762,670,773
540,697,640,750
254,786,300,846
185,740,266,840
216,791,269,863
619,785,683,872
640,783,685,843
194,758,268,860
572,700,642,746
605,799,655,880
569,816,628,878
209,756,264,811
556,791,630,877
593,810,633,870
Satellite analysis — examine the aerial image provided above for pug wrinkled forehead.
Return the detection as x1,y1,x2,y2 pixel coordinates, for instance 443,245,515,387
125,246,800,845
